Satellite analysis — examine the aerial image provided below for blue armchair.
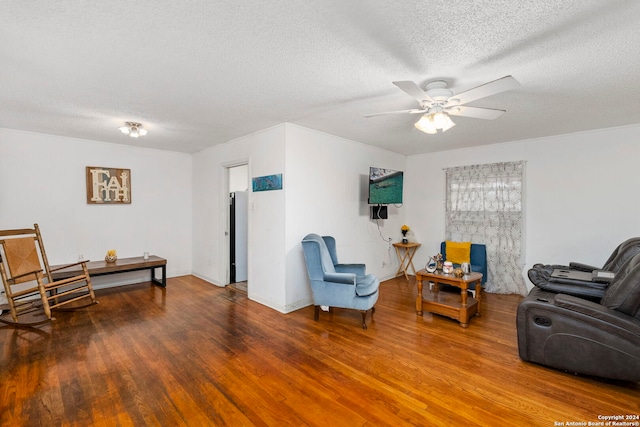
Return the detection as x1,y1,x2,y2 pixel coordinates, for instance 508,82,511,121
440,241,488,287
301,234,379,329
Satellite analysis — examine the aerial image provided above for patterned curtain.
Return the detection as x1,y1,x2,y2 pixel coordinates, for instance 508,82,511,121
445,161,527,295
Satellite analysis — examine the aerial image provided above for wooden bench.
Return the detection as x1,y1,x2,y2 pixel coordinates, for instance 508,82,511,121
51,256,167,287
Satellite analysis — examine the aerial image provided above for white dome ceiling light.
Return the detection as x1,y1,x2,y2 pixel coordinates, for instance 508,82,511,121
118,122,148,138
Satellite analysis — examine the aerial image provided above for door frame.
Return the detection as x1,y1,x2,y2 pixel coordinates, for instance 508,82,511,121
222,160,249,286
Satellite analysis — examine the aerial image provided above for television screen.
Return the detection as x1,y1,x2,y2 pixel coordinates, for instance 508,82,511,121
368,167,403,204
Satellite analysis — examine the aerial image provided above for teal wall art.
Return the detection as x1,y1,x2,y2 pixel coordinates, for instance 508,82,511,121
252,174,283,192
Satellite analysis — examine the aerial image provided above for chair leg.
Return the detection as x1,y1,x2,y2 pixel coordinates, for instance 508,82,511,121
314,305,320,321
82,263,98,304
36,276,53,320
360,310,368,330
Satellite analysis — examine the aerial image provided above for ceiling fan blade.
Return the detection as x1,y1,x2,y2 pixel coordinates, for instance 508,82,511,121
392,81,435,104
447,106,506,120
364,109,426,118
449,75,520,106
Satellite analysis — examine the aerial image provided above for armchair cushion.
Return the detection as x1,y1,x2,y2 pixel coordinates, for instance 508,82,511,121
554,293,640,334
445,240,471,264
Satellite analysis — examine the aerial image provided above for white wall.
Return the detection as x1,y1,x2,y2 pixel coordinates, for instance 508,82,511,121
0,128,192,287
284,124,407,311
405,124,640,291
7,121,634,306
192,123,408,313
191,124,287,310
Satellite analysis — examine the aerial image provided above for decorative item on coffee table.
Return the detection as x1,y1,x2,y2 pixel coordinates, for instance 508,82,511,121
105,249,117,263
425,258,437,273
431,253,444,271
443,261,453,274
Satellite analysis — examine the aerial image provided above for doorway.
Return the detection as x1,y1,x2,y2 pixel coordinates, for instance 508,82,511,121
228,164,248,293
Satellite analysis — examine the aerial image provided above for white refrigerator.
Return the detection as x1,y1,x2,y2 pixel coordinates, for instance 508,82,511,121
230,191,248,283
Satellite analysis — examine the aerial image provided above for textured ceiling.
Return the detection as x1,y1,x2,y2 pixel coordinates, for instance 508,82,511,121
1,1,639,154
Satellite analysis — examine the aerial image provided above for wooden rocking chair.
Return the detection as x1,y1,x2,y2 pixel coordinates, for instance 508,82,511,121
0,224,98,326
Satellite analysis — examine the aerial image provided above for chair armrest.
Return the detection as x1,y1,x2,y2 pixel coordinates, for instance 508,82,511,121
49,260,90,272
335,263,366,276
568,262,599,272
8,269,43,283
324,272,356,285
554,293,640,336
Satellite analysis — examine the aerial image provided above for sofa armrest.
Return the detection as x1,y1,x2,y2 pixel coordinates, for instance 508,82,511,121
553,293,640,336
335,263,366,276
568,261,599,272
323,272,356,285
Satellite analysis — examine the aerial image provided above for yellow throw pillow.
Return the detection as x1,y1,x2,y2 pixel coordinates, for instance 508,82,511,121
446,240,471,264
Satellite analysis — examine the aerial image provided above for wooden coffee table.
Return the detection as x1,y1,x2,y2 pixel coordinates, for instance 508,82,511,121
416,269,483,328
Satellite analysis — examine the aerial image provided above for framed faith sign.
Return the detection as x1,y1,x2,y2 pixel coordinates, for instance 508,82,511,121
86,166,131,204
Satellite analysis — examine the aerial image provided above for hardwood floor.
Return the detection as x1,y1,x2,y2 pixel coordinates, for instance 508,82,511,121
1,275,638,426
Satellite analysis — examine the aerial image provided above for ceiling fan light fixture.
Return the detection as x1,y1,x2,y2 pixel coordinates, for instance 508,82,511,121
432,111,447,128
441,114,456,131
414,114,437,134
118,122,148,138
415,112,455,134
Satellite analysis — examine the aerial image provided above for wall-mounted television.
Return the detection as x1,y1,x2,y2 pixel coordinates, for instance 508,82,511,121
368,167,403,205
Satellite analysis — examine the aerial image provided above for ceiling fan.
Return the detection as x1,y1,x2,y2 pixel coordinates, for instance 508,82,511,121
365,75,520,134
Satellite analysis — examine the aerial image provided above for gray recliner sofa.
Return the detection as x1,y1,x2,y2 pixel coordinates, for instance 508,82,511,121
517,252,640,381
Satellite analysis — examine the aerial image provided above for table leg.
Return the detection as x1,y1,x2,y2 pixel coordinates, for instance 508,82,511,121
151,265,167,288
459,285,470,328
394,246,405,278
406,247,418,276
396,247,414,280
416,278,423,315
475,282,482,316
